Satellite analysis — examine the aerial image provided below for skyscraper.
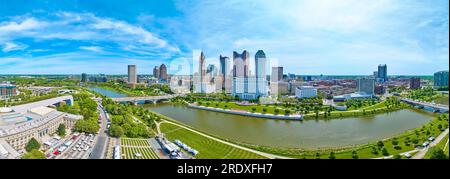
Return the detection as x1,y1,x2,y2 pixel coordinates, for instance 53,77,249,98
377,64,387,82
271,67,283,82
434,71,449,87
159,64,168,81
357,78,375,95
232,50,250,97
410,77,421,90
153,66,160,79
199,51,206,93
255,50,268,96
81,73,87,83
219,55,231,92
128,65,137,84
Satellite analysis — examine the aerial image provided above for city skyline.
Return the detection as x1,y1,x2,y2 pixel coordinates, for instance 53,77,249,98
0,0,449,75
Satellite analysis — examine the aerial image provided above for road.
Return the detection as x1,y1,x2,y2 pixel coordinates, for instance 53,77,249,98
89,99,109,159
412,128,449,159
158,120,291,159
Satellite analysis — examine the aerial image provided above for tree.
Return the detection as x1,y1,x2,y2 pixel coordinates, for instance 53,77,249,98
262,108,268,113
393,154,402,159
381,147,389,156
109,125,124,137
315,152,320,159
251,107,257,113
57,123,66,137
377,141,384,148
25,138,41,152
328,152,336,159
274,108,280,115
352,151,358,159
428,147,448,159
371,146,379,155
21,149,46,159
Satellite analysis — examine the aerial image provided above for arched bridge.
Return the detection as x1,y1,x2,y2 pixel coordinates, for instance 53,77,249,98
401,98,449,113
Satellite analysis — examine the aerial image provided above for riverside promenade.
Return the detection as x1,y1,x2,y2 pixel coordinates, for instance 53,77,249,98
188,104,304,120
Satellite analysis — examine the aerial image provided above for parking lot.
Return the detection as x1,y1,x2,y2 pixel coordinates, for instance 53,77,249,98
44,132,98,159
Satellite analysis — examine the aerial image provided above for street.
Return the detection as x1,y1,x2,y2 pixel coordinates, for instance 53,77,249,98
89,99,109,159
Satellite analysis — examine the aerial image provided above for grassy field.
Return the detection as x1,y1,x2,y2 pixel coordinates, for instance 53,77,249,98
121,138,159,159
424,134,449,159
244,114,449,159
160,123,267,159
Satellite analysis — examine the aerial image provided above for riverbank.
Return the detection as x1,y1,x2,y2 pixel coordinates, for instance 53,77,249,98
188,104,303,120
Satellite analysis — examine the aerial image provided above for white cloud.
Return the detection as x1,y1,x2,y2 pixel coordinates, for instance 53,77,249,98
0,12,180,55
1,42,28,52
79,46,103,52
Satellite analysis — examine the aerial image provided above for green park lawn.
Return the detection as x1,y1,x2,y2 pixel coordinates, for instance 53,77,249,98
245,114,449,159
160,123,267,159
120,138,159,159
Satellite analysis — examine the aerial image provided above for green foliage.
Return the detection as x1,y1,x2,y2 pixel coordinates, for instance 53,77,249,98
393,154,402,159
25,138,40,152
57,124,66,137
21,149,46,159
428,147,448,159
108,124,124,137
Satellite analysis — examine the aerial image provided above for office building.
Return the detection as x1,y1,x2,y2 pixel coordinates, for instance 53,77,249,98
357,78,375,95
153,66,160,79
232,50,251,99
434,71,449,87
410,77,421,90
81,73,88,83
377,64,388,82
127,65,137,84
295,86,317,99
159,64,168,81
271,67,283,82
0,83,17,99
255,50,268,97
219,55,232,92
0,96,82,152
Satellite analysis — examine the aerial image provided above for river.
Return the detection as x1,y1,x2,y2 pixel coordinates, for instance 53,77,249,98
92,87,437,149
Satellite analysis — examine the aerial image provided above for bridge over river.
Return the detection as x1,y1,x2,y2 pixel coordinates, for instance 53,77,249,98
111,95,178,104
401,98,449,113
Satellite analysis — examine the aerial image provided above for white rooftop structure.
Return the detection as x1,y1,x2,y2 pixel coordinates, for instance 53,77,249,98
0,107,13,113
28,106,56,116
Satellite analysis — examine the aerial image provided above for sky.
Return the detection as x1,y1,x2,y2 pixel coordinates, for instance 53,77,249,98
0,0,448,75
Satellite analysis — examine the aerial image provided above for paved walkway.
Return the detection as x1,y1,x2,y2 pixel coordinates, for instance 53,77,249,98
157,120,291,159
412,128,449,159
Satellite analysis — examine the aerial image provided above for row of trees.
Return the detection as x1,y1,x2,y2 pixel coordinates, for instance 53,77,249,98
102,97,157,138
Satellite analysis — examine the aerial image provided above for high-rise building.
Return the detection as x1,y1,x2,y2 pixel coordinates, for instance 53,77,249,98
0,82,16,99
232,50,250,97
128,65,137,84
206,64,218,76
357,78,375,95
255,50,268,96
410,77,421,90
373,71,378,77
219,55,231,92
153,66,160,79
434,71,449,87
377,64,387,82
271,67,283,82
81,73,88,83
159,64,168,81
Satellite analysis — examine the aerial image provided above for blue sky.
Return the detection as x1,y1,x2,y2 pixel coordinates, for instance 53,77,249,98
0,0,448,75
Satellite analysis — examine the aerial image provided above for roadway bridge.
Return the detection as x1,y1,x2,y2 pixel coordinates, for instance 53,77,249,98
400,98,449,113
111,95,177,104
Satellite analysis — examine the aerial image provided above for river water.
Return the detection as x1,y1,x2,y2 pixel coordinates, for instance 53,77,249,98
91,87,436,149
